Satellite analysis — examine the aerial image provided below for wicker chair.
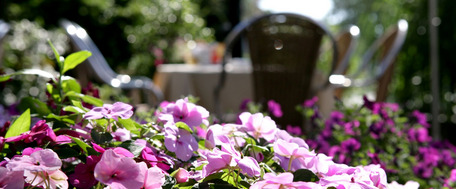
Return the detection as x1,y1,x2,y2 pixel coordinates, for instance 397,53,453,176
214,13,338,127
59,19,164,106
330,19,408,102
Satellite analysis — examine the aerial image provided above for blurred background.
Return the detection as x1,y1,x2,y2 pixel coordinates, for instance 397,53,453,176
1,0,456,142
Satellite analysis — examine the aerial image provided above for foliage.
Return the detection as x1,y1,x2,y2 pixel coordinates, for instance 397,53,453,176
1,0,214,77
0,43,428,188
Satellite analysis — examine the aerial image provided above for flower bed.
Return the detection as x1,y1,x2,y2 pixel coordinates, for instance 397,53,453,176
0,44,455,188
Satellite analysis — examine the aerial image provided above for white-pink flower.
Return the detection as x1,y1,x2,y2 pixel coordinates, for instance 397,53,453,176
158,98,209,128
24,169,68,189
7,149,62,172
239,112,277,142
94,149,145,189
84,102,133,121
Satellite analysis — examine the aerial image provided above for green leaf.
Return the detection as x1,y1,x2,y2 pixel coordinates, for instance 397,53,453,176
0,74,11,82
62,51,92,74
162,174,176,189
63,106,86,114
46,113,76,125
70,136,97,155
91,130,113,144
18,97,52,116
48,40,63,70
292,169,320,182
65,91,103,107
54,147,80,159
176,122,193,133
61,76,81,93
117,119,140,135
5,109,31,138
118,141,145,157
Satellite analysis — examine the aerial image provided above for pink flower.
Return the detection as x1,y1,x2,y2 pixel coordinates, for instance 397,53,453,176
267,100,283,117
237,156,261,177
84,102,133,121
174,168,189,183
159,98,209,128
202,148,232,177
274,139,312,159
0,167,25,188
164,124,198,161
387,181,420,189
94,149,145,189
112,128,131,141
251,172,322,189
138,162,166,189
239,112,277,142
7,149,62,172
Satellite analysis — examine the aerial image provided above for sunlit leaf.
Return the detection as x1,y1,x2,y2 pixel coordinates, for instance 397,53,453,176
176,122,193,133
5,109,31,138
62,50,92,74
117,118,140,135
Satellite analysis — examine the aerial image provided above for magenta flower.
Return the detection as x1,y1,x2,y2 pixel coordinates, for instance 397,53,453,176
6,120,56,145
340,138,361,153
411,110,430,128
69,155,101,189
159,98,209,128
164,124,198,161
407,127,430,143
267,99,283,117
286,125,302,136
303,96,319,108
239,112,277,142
239,98,252,112
84,102,133,121
94,149,145,189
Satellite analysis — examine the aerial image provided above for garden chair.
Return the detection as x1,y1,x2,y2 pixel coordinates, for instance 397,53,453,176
59,19,164,106
329,19,408,102
214,13,338,127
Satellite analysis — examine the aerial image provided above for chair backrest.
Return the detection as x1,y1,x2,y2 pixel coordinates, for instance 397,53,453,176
215,13,338,127
59,19,164,105
333,25,359,75
350,19,408,102
332,25,359,99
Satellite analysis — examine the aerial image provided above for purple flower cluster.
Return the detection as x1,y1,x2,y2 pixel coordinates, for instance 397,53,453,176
302,95,456,188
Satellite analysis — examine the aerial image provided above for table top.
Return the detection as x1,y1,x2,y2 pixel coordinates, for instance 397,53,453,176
157,62,252,74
